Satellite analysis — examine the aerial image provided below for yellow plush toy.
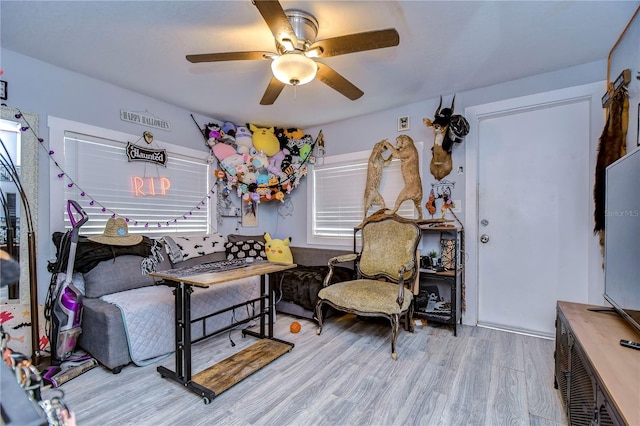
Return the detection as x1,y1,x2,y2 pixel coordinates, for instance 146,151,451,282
249,124,280,157
264,233,293,264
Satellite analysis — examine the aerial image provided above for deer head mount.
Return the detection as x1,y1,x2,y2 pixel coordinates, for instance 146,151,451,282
423,95,470,180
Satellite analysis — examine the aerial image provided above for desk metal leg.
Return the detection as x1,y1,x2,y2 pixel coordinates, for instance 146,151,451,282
244,273,268,340
157,282,216,402
260,273,266,337
267,273,274,338
182,282,192,381
157,281,189,380
243,273,291,346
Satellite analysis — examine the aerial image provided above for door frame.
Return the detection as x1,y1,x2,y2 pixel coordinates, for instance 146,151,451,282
463,81,606,327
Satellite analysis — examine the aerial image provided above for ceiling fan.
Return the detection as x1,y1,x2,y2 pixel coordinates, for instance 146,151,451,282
186,0,400,105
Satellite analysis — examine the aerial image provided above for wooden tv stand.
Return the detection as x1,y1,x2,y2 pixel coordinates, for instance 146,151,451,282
555,301,640,425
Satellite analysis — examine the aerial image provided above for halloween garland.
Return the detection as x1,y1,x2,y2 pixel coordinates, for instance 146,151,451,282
196,118,319,203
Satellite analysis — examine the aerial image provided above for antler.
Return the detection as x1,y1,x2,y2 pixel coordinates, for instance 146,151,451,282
435,95,443,116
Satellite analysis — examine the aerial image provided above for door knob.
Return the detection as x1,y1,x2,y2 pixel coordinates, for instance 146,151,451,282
480,234,490,243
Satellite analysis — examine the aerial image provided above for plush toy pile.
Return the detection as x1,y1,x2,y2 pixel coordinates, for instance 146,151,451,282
204,121,318,202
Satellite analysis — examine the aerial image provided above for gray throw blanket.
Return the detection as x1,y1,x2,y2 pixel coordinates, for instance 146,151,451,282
101,276,261,366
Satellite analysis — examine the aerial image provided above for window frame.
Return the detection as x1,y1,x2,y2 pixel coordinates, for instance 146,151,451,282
48,116,214,236
307,141,423,247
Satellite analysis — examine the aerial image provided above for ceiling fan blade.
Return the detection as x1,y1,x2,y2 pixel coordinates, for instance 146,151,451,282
309,29,399,58
253,0,299,48
186,51,273,63
260,77,286,105
315,62,364,101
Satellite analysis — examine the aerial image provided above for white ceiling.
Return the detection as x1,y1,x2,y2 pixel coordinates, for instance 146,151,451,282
1,1,638,129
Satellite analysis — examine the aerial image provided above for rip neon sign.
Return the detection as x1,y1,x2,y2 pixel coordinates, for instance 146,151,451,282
132,176,171,196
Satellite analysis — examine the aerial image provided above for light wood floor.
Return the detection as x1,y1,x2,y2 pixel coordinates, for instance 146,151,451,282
44,313,568,426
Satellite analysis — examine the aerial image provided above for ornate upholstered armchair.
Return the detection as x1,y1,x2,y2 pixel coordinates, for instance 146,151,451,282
315,212,421,360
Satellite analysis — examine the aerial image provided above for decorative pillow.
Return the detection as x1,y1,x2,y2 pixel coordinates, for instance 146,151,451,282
227,234,266,244
162,235,182,263
225,240,267,261
162,234,226,263
264,233,293,264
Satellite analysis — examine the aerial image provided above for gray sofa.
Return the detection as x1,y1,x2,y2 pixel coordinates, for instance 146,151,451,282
69,233,352,374
69,233,273,373
77,247,262,373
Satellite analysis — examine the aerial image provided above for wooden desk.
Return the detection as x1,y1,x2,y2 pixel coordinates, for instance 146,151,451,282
150,261,297,404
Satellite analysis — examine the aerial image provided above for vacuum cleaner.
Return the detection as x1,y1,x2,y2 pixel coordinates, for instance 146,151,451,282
43,200,97,387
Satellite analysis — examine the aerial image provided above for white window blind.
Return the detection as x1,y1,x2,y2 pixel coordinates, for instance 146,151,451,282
309,142,422,246
63,131,211,236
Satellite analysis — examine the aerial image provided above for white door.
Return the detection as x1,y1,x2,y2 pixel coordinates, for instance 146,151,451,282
467,84,598,337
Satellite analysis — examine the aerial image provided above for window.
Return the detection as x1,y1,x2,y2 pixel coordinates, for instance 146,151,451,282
48,117,213,237
308,142,423,246
0,117,23,300
0,118,21,246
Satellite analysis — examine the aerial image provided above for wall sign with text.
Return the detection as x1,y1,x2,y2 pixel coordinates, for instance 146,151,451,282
126,142,168,167
120,109,171,131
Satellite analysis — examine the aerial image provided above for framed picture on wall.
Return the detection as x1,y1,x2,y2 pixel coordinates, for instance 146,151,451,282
398,116,410,131
242,200,258,227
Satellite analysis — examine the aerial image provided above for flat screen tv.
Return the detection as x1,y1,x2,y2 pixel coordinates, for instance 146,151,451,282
604,146,640,334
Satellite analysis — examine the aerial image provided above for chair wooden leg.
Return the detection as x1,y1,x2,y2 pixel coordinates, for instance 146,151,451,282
315,300,324,335
406,303,415,332
390,314,399,360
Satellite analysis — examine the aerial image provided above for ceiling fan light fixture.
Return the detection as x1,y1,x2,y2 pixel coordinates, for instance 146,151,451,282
271,53,317,86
